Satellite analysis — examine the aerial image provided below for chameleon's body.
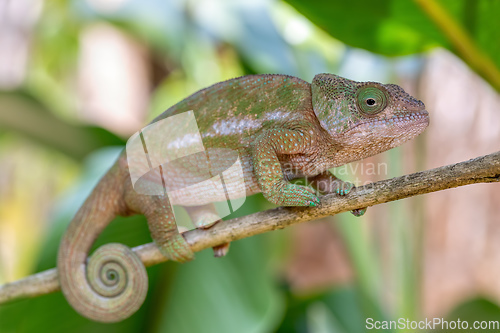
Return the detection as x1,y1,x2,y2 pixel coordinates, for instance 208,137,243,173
57,74,429,322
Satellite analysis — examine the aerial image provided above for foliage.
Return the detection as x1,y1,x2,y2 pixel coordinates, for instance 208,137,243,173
284,0,500,91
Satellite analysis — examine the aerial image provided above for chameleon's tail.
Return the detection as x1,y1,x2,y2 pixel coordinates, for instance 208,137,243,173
57,163,148,323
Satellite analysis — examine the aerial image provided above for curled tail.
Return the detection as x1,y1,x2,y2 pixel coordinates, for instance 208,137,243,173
57,163,148,323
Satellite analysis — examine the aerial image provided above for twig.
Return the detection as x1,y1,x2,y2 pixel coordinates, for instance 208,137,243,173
1,151,499,304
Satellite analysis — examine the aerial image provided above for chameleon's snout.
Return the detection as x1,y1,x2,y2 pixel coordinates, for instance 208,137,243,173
417,109,430,127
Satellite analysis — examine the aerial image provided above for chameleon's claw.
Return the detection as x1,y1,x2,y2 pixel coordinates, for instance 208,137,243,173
351,207,367,217
186,204,221,229
309,194,321,207
213,243,230,257
266,182,319,207
335,181,354,196
197,217,221,229
191,218,232,257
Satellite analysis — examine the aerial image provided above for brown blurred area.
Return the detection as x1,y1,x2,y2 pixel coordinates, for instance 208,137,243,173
78,23,151,135
421,50,500,317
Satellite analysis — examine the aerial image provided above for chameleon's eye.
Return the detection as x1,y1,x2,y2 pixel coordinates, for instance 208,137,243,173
356,86,388,115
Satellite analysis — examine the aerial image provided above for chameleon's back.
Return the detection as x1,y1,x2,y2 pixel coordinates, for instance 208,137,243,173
153,74,314,149
137,75,315,206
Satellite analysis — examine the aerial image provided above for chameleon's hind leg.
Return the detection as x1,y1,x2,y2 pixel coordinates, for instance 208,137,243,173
185,203,230,257
125,188,194,262
309,171,367,217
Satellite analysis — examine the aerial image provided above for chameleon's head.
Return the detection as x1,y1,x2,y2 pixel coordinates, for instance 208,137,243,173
311,73,429,162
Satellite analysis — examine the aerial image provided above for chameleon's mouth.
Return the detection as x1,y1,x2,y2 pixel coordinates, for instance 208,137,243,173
347,110,429,134
386,110,429,129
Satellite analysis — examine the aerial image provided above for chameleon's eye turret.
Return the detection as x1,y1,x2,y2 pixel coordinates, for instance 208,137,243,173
356,85,388,115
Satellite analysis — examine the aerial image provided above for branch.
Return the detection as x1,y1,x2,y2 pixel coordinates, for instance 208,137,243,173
1,151,499,305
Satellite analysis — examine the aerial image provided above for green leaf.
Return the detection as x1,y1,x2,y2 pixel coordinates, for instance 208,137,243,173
284,0,500,90
283,0,438,56
152,236,284,333
276,287,383,333
438,298,500,332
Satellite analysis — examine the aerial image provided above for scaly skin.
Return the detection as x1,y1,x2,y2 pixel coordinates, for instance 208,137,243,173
57,74,429,322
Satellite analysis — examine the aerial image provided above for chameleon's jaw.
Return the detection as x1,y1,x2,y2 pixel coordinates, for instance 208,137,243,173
384,110,429,147
348,110,429,134
335,110,429,161
387,110,429,135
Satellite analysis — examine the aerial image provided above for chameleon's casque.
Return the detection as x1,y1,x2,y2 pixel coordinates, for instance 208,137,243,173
57,74,429,322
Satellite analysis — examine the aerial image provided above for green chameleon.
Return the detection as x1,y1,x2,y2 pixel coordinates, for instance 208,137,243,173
57,73,429,322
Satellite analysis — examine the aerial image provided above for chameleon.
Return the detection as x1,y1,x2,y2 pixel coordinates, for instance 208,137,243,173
57,73,429,322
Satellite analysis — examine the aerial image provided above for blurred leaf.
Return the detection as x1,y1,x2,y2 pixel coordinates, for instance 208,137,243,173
153,237,284,333
284,0,500,90
439,298,500,332
321,288,369,333
306,301,346,333
276,287,376,333
91,0,301,75
0,91,125,161
329,214,394,332
284,0,441,55
334,215,382,312
386,147,420,320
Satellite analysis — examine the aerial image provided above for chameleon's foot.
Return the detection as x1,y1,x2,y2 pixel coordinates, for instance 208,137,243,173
335,181,354,196
199,218,222,230
186,205,229,258
351,207,367,217
213,242,230,257
265,183,320,207
195,214,221,229
329,180,363,214
157,233,195,263
186,204,221,229
198,219,232,257
186,204,231,256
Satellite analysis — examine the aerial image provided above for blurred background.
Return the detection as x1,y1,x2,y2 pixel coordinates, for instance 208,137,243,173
0,0,499,332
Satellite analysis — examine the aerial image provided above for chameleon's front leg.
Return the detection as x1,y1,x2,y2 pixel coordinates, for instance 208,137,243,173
308,171,367,217
252,128,320,207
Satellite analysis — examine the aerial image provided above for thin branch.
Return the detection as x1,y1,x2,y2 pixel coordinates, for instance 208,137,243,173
1,151,499,305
